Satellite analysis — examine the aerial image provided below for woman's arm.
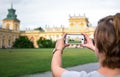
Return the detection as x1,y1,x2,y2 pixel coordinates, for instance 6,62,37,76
51,34,69,77
51,49,67,77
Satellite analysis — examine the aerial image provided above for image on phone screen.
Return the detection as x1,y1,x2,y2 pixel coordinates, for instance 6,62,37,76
65,34,84,44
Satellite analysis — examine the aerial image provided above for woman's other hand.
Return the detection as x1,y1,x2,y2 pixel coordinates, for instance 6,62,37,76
80,34,95,51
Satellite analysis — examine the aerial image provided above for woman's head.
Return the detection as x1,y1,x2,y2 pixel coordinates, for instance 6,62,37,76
94,13,120,69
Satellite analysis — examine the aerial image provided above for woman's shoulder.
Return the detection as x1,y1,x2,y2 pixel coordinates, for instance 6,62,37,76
61,71,105,77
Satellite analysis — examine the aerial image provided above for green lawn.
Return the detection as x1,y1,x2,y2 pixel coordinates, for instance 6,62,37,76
0,48,98,77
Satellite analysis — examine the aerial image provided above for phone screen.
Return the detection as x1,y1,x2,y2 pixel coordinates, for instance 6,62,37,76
65,34,84,44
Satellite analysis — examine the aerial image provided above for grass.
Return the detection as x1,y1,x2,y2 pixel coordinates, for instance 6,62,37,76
0,48,98,77
68,40,81,44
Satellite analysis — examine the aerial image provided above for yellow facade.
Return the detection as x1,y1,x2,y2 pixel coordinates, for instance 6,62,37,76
0,28,19,48
69,16,88,26
0,5,20,48
2,20,20,32
20,15,95,48
20,30,64,48
0,19,20,48
0,5,95,48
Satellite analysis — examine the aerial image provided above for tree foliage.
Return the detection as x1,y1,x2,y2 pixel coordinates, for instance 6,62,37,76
13,36,34,48
37,37,55,48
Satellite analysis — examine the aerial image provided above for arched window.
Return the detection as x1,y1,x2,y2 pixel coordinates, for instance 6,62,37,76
15,24,18,31
2,39,5,48
80,22,84,26
14,36,16,41
70,23,74,27
8,39,11,47
8,36,11,48
6,23,10,29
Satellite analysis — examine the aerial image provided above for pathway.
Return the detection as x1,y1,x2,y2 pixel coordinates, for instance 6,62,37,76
18,62,99,77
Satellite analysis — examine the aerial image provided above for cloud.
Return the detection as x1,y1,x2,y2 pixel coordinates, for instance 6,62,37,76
0,0,120,29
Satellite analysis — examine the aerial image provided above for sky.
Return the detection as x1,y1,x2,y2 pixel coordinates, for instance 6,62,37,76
0,0,120,30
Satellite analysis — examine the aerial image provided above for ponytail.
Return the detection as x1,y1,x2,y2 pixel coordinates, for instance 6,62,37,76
114,13,120,43
95,13,120,69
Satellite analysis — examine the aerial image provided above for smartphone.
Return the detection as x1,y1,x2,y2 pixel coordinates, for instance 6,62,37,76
65,34,85,44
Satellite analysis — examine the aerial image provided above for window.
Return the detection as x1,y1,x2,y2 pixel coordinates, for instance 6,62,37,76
15,24,18,31
8,36,11,47
8,40,10,46
70,23,74,27
6,23,10,29
14,36,16,41
2,39,4,48
2,35,5,48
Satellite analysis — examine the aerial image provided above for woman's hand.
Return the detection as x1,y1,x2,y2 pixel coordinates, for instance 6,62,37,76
81,34,95,51
55,33,69,51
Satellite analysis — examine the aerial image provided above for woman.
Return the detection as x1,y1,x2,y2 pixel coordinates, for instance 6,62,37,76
51,13,120,77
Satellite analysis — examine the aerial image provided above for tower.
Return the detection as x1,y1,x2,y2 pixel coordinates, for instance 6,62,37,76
69,14,88,32
2,4,20,32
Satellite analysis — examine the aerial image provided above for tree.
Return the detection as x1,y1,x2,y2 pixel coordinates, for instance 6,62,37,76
37,37,55,48
13,36,34,48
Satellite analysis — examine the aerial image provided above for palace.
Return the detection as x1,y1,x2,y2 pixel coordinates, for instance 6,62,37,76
0,5,95,48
